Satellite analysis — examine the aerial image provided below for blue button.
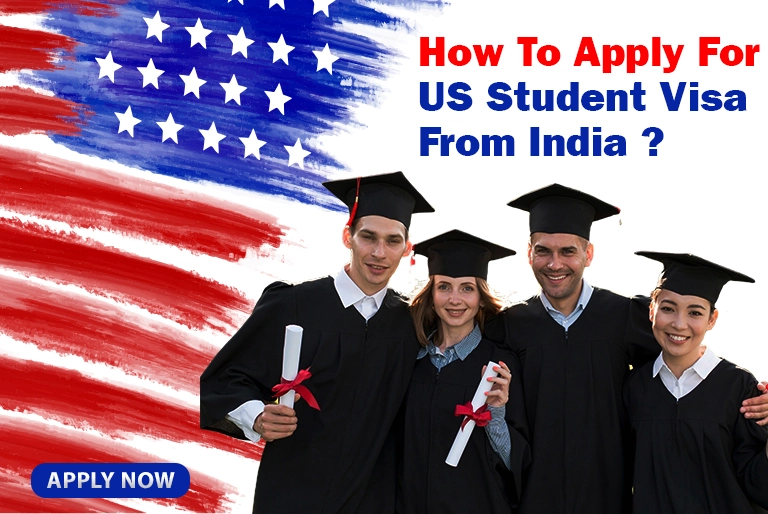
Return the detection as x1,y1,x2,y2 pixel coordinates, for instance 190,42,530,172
31,463,190,498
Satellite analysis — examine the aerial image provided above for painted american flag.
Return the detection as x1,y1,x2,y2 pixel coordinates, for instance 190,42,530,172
0,0,441,511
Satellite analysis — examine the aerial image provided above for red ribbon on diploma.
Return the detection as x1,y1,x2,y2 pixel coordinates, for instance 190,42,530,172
454,402,491,430
271,368,321,410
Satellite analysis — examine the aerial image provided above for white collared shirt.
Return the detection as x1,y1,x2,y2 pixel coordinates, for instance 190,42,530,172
334,267,387,320
227,268,387,441
652,346,722,400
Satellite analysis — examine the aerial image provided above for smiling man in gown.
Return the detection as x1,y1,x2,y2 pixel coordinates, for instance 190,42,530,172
201,172,433,513
485,183,768,513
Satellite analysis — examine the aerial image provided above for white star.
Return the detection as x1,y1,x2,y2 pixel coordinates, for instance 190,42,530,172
239,129,267,159
268,34,294,65
269,0,285,9
179,68,206,98
312,0,335,16
284,139,311,169
143,11,170,42
265,84,292,114
137,58,165,88
313,43,339,74
185,18,212,49
95,51,121,82
114,106,141,137
156,112,184,143
227,0,244,3
199,122,226,153
220,75,247,105
228,27,254,58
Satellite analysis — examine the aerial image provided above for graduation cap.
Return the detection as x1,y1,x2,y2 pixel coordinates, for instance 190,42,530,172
636,251,755,305
413,230,515,280
507,183,620,240
323,172,434,229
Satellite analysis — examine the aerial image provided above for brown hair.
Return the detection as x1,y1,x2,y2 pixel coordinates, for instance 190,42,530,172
410,276,503,347
348,217,409,241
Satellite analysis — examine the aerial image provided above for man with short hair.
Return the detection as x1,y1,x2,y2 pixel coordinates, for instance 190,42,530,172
486,183,768,513
201,172,433,514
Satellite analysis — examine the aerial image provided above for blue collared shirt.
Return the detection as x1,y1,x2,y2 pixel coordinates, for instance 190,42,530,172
417,324,512,470
539,279,594,331
416,323,483,364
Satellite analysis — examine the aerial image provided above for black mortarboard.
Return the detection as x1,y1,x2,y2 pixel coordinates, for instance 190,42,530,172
413,230,515,280
507,183,620,240
323,172,434,229
636,251,754,305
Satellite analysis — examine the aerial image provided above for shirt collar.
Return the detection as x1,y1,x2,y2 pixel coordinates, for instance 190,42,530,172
334,268,387,309
690,346,720,379
417,323,482,360
652,346,720,379
540,279,594,317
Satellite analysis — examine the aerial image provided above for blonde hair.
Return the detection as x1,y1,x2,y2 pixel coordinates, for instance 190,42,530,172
410,276,503,347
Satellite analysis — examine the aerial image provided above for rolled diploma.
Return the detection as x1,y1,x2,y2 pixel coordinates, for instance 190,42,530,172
445,360,499,467
278,325,304,408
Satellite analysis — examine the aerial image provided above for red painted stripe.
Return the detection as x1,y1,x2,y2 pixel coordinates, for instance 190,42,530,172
0,86,88,136
0,355,263,460
0,0,124,16
0,218,251,332
0,272,221,393
0,418,234,512
0,472,141,514
0,146,285,262
0,26,77,73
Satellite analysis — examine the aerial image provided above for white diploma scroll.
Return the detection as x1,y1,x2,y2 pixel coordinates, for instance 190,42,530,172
445,360,500,467
279,325,303,408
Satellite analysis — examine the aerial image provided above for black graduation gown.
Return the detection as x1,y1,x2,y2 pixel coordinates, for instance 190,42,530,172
484,288,659,514
200,277,420,514
399,338,531,514
624,358,768,514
